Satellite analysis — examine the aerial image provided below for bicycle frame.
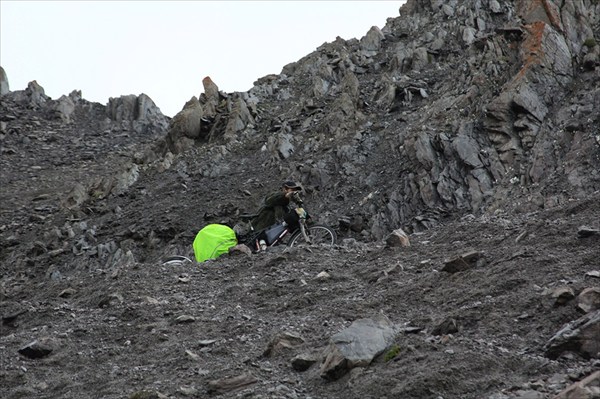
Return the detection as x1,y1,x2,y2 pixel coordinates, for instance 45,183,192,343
250,209,309,250
270,217,310,247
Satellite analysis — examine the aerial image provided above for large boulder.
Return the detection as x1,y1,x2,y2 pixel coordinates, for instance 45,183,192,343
320,315,398,380
165,97,204,153
545,310,600,359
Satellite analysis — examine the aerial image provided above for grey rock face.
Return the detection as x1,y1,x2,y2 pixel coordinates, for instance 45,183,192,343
207,0,598,236
106,93,169,135
0,66,9,95
52,94,75,122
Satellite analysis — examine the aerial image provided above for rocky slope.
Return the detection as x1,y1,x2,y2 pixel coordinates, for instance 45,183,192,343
1,1,599,398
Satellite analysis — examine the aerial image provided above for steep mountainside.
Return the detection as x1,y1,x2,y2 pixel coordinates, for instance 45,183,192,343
1,1,599,398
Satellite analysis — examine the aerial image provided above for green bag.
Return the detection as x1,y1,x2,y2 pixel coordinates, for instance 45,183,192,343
193,224,238,262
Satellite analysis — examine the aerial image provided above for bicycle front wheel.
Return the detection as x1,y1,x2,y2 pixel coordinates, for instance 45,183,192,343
288,225,337,247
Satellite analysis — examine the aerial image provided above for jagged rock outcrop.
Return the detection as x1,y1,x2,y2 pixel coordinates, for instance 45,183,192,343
106,93,169,135
161,0,598,239
0,79,170,215
51,94,76,122
166,0,597,238
17,80,50,108
0,66,9,96
165,97,203,153
200,76,220,118
164,77,258,154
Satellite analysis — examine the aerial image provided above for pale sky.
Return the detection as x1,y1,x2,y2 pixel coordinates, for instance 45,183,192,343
1,1,405,117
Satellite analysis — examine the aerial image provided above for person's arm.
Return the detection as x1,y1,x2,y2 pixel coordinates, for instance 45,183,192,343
263,192,288,208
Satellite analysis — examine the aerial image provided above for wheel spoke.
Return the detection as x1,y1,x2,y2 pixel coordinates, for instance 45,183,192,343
311,229,329,243
288,225,336,247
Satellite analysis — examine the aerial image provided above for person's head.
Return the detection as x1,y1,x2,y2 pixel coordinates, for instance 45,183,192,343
282,180,302,194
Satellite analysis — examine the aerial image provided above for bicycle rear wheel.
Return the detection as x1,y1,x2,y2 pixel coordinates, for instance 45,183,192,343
288,225,336,247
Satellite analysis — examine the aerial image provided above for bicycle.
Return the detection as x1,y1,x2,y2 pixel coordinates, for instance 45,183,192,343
241,203,336,251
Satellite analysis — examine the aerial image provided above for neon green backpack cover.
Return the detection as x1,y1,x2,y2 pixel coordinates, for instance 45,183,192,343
193,224,238,262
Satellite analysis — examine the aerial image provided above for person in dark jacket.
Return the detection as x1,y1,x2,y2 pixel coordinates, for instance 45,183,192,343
251,181,303,231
